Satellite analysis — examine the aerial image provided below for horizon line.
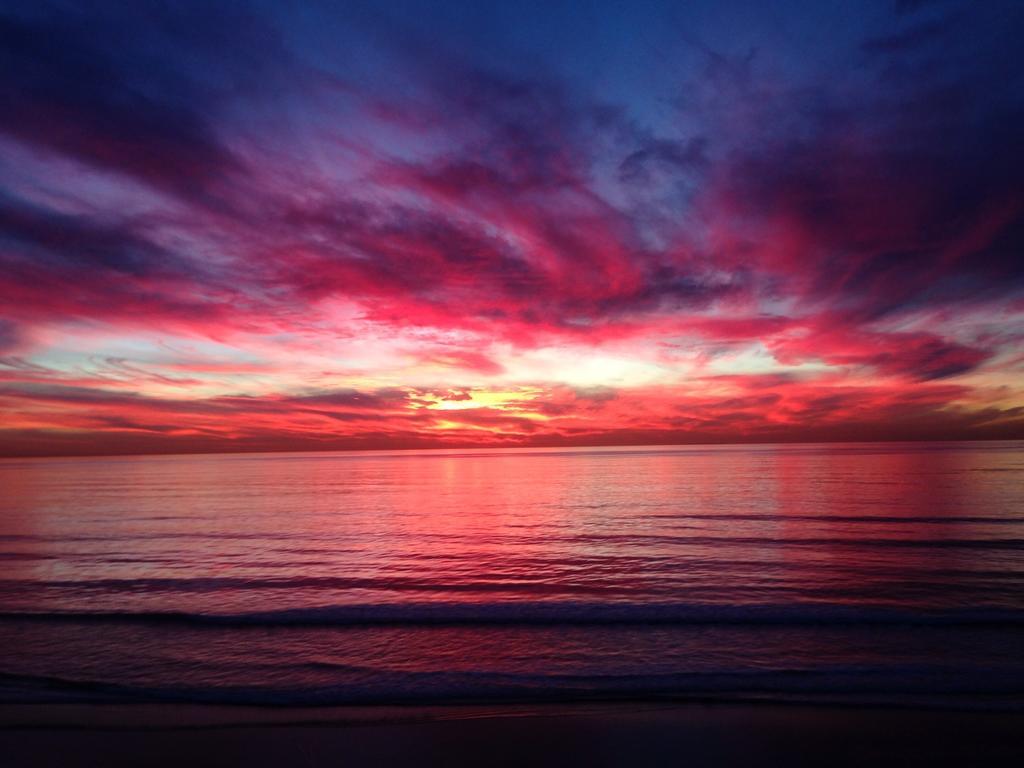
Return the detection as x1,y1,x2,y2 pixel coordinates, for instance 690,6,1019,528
5,435,1023,462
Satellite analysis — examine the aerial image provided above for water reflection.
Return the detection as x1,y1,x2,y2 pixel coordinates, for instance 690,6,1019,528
0,442,1022,615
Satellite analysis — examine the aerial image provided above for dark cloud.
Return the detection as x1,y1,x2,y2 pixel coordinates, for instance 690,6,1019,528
0,319,20,354
0,13,223,198
292,389,412,410
0,195,178,276
703,4,1024,323
0,1,286,202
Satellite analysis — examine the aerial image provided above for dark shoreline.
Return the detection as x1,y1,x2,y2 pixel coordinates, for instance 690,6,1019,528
2,701,1023,767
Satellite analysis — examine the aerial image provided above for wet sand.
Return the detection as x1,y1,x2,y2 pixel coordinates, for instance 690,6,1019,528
2,702,1022,767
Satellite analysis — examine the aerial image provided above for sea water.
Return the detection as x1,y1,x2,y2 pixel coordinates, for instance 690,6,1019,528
1,442,1022,708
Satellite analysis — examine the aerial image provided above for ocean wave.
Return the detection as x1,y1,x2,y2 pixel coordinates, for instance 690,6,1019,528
1,665,1022,710
2,602,1023,627
636,513,1024,525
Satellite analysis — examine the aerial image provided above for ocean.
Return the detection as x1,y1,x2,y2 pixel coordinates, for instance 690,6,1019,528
1,442,1022,710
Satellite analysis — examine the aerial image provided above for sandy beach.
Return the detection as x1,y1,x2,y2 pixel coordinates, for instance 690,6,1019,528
2,702,1023,767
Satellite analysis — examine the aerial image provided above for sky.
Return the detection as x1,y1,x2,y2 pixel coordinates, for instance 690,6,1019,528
1,0,1023,456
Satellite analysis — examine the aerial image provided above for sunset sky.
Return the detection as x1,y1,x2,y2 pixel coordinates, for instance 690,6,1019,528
1,0,1023,456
